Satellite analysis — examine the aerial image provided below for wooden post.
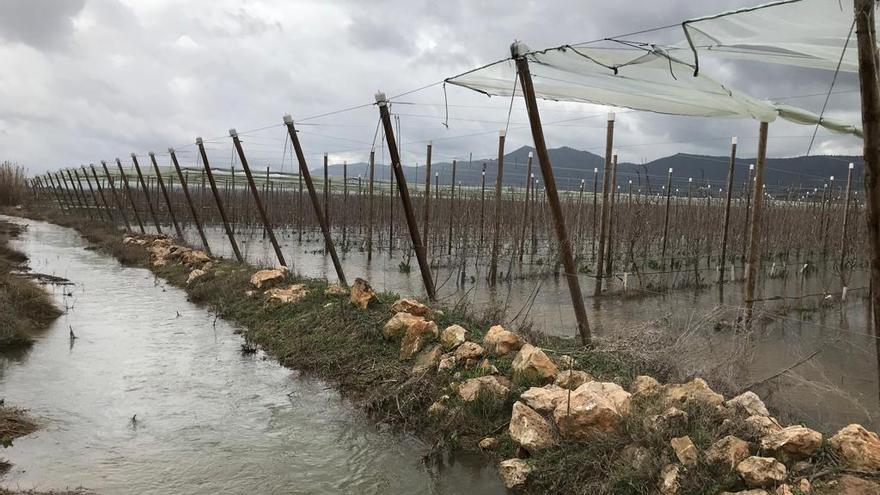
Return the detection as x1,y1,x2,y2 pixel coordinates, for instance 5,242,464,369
744,121,770,319
148,152,184,239
448,159,457,256
67,169,93,219
422,142,432,253
513,43,591,345
115,158,146,234
742,164,754,260
479,164,487,249
130,154,162,234
519,152,533,262
196,137,243,263
595,113,615,295
78,167,106,222
489,130,506,286
86,165,114,224
661,168,673,269
367,149,375,261
297,170,303,243
375,92,436,300
855,0,880,341
591,166,598,259
342,161,348,246
169,149,211,254
100,161,131,232
720,137,737,284
283,115,347,285
46,173,69,213
605,152,619,278
840,162,856,275
56,172,79,215
229,129,287,268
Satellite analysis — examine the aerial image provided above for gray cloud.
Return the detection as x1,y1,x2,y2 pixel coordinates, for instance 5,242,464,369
0,0,864,176
0,0,85,49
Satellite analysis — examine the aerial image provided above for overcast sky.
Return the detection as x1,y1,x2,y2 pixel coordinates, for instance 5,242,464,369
0,0,865,175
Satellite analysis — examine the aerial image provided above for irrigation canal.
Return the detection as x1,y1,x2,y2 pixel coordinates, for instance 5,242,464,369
0,217,505,494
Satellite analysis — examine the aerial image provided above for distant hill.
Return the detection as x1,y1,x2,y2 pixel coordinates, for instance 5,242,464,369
318,146,863,193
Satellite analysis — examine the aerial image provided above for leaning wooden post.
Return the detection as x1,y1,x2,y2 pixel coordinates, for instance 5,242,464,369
854,0,880,342
744,121,771,320
342,161,348,246
46,173,69,214
489,130,506,286
422,142,433,253
86,165,114,224
130,154,162,234
719,137,737,284
229,129,287,268
513,43,591,345
661,168,673,269
594,112,615,296
591,166,598,259
67,169,93,219
115,158,146,233
742,163,754,260
447,159,457,256
375,92,436,301
604,152,619,278
479,164,487,249
99,161,130,231
283,115,347,285
169,149,212,255
519,152,533,262
78,167,105,222
839,162,856,276
367,149,375,261
196,137,243,263
148,152,184,239
56,172,79,215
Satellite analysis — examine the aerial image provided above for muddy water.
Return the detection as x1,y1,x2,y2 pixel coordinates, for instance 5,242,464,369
187,225,879,433
0,217,505,495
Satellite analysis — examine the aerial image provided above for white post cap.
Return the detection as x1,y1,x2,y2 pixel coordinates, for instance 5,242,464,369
374,91,387,105
849,162,854,169
607,112,615,121
528,151,533,158
749,163,754,170
283,114,293,124
229,128,237,137
668,167,673,174
195,137,203,145
499,130,506,137
731,136,738,145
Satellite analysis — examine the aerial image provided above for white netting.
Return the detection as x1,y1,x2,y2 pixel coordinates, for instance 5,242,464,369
445,39,862,136
448,43,779,121
683,0,864,73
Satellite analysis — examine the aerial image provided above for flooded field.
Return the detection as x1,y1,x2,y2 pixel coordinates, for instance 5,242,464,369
0,217,504,494
185,224,878,433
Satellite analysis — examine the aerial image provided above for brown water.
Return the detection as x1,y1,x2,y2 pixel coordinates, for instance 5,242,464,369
0,217,505,495
188,224,879,433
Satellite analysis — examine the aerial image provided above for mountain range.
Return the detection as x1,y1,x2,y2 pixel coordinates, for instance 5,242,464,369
317,146,863,193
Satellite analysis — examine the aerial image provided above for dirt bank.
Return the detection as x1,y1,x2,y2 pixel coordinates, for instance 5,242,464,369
10,209,880,495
